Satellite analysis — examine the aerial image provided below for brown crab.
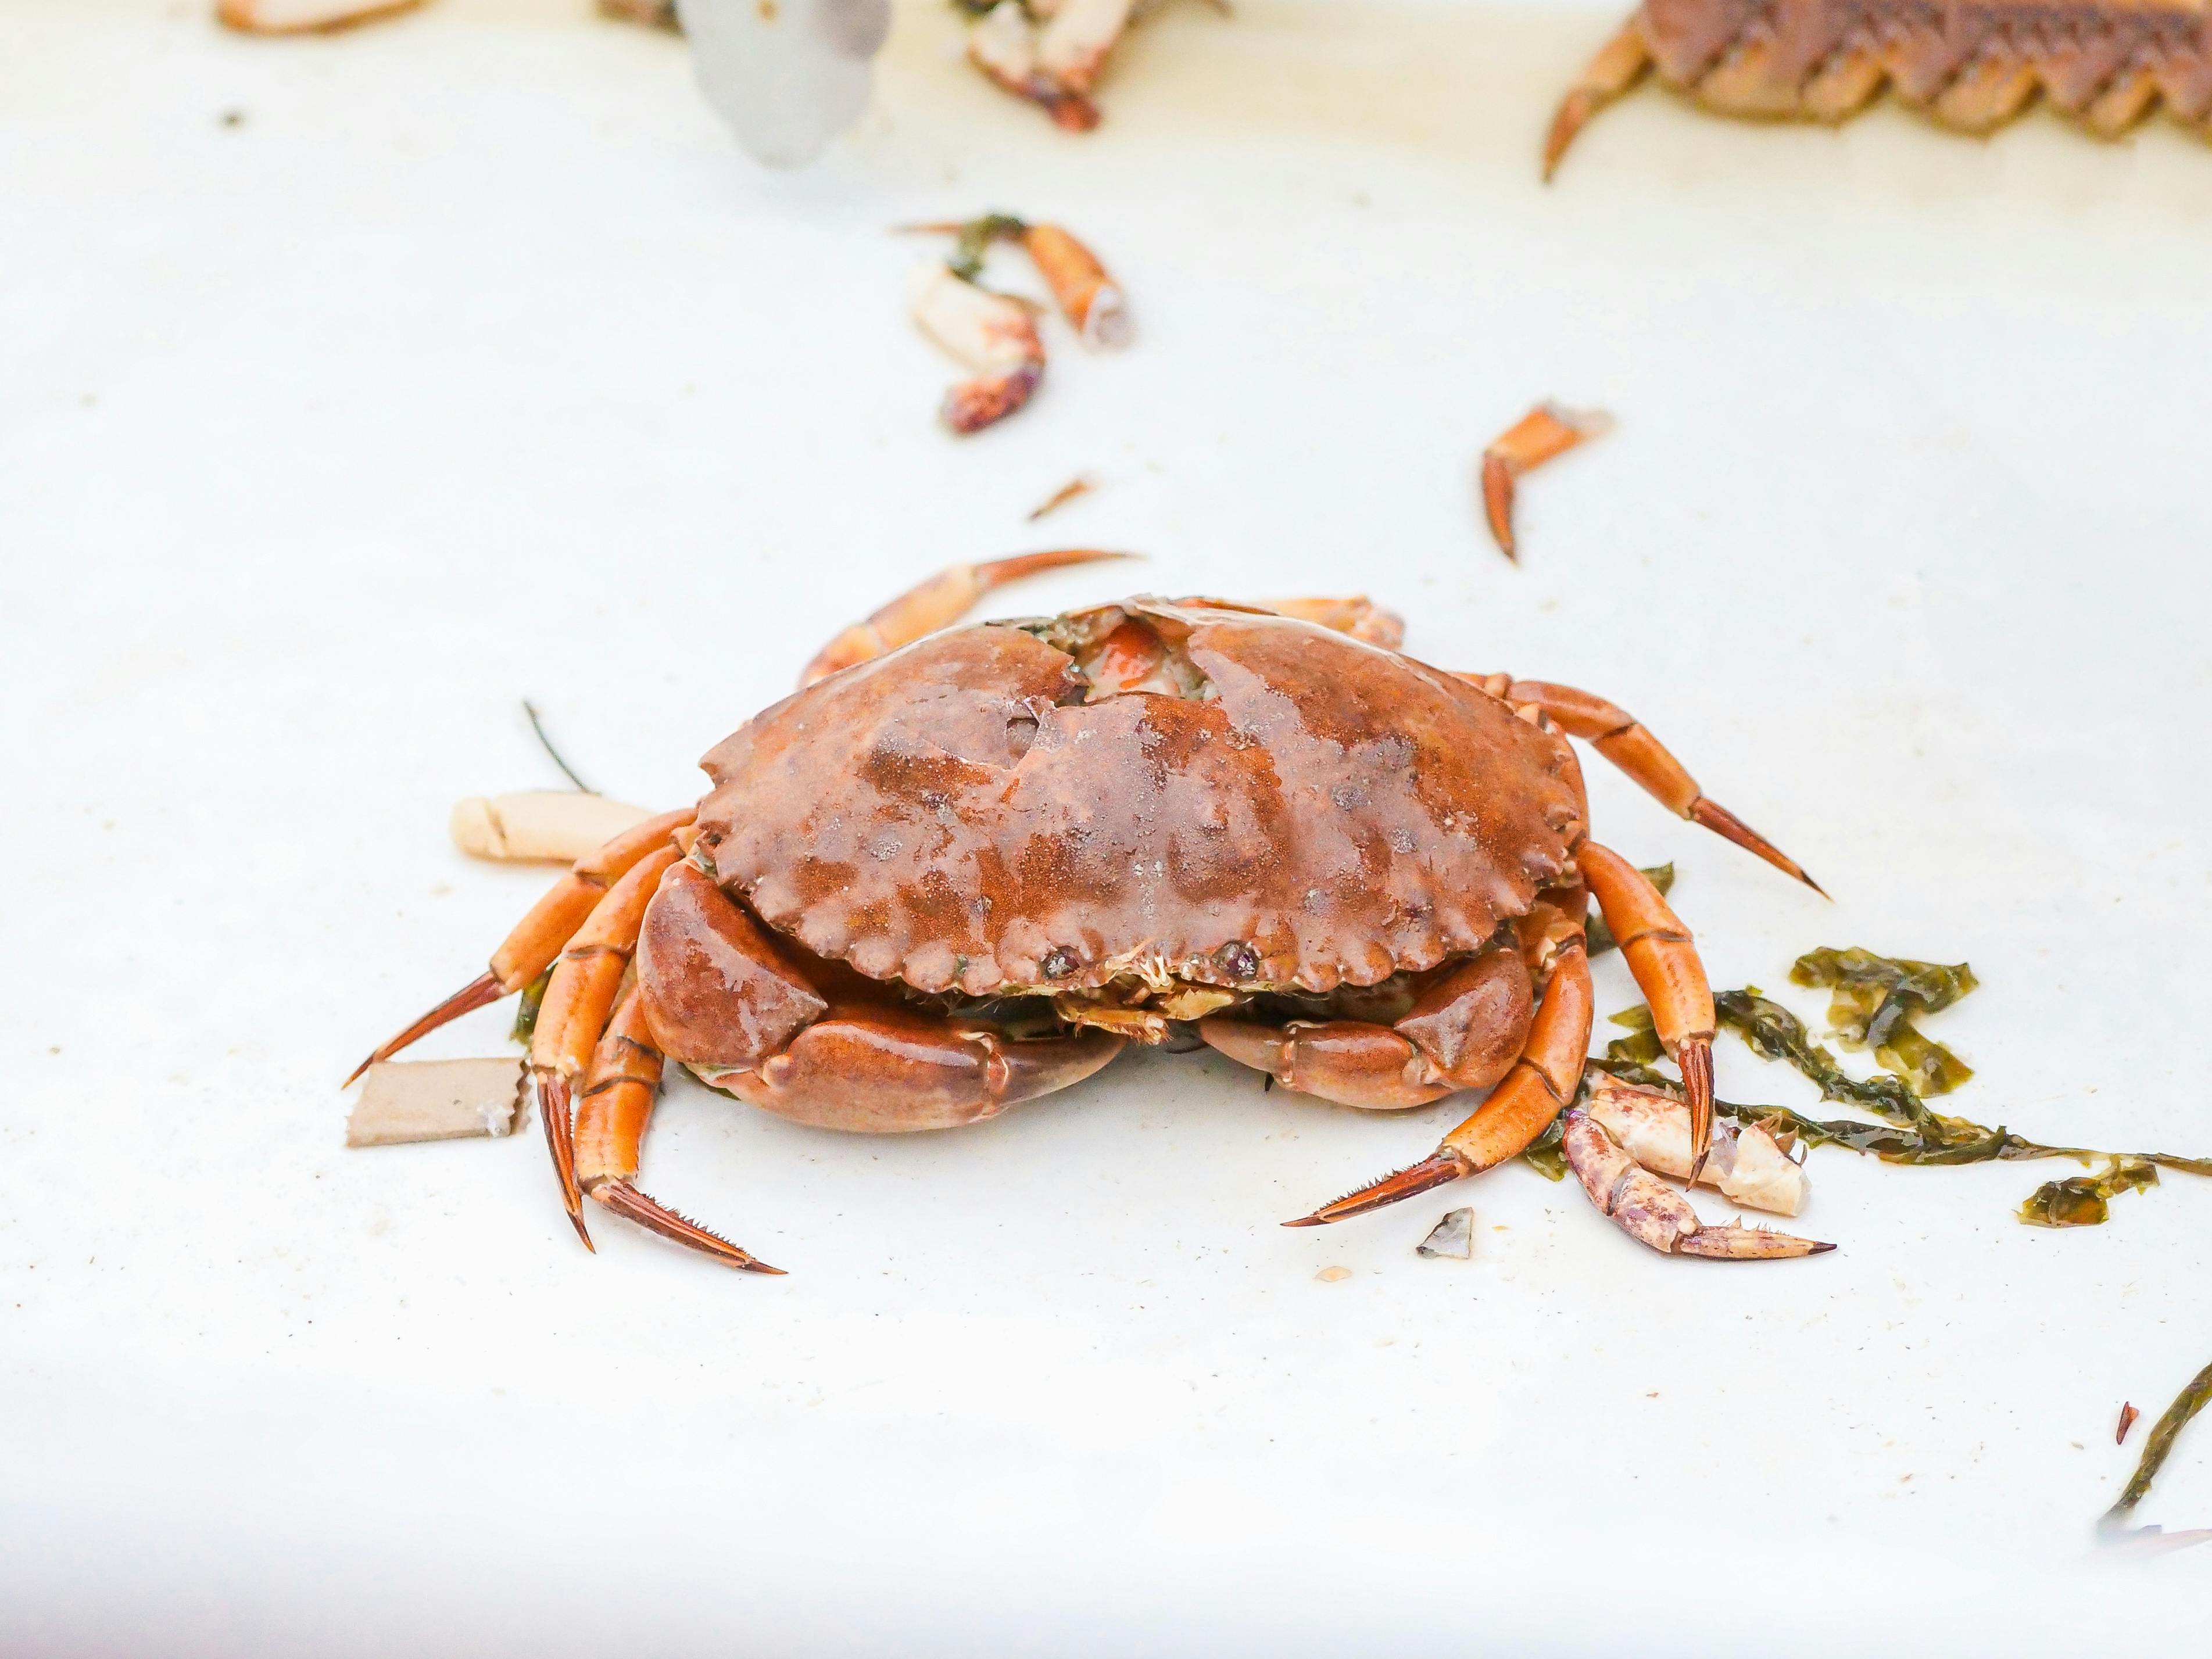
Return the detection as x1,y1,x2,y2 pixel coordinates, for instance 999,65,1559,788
1546,0,2212,176
354,550,1832,1270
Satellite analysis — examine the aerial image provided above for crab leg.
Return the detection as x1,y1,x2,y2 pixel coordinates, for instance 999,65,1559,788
529,844,683,1246
1543,22,1652,180
799,548,1136,686
573,986,783,1273
1285,940,1594,1226
1479,403,1613,561
345,807,695,1083
1464,674,1821,893
1562,1108,1831,1259
1578,840,1717,1178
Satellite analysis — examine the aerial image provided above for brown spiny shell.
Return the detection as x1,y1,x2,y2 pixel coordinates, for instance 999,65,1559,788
693,601,1586,998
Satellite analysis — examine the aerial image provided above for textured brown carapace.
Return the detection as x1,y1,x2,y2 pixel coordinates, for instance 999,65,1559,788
1546,0,2212,176
354,555,1830,1271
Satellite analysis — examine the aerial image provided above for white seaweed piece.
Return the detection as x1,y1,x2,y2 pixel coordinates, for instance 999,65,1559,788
677,0,891,168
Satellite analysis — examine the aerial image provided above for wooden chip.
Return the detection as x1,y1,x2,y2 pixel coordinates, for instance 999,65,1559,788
347,1058,524,1148
449,792,654,863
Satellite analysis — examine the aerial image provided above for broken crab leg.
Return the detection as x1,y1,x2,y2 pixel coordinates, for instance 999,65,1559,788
529,845,683,1243
1258,597,1406,650
1578,840,1717,1178
344,807,695,1084
1562,1108,1832,1259
217,0,425,34
909,260,1048,436
799,547,1136,686
1036,0,1136,96
966,0,1105,130
1480,403,1613,561
1286,940,1594,1226
1020,222,1131,348
574,986,783,1273
1473,676,1822,893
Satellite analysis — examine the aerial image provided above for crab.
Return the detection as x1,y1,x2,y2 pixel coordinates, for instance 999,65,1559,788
353,550,1834,1270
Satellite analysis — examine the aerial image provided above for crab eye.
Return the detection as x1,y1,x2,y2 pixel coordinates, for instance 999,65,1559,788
1214,940,1259,981
1041,947,1080,980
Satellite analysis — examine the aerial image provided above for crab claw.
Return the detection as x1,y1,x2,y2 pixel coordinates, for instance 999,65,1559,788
1561,1108,1832,1260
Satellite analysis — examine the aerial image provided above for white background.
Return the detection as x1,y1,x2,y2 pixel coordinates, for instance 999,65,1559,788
9,1,2212,1651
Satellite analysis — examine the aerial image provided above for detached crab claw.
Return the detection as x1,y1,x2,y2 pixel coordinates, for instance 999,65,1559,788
1562,1108,1832,1259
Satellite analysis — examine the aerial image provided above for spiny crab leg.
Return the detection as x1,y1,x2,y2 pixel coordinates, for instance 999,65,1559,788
1578,841,1717,1180
1562,1108,1832,1259
799,547,1137,686
345,807,696,1084
1286,939,1595,1227
529,844,683,1246
1480,403,1613,561
575,986,782,1273
1464,673,1824,893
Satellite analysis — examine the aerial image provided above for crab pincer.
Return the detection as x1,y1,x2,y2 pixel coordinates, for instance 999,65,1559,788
1562,1109,1832,1260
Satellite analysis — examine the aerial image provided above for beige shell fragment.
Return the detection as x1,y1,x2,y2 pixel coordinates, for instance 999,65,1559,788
450,793,655,864
1416,1207,1474,1259
347,1058,524,1148
216,0,424,32
1583,1073,1807,1217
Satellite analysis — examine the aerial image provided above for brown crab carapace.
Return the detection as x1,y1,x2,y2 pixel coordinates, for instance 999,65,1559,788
1545,0,2212,177
354,550,1831,1271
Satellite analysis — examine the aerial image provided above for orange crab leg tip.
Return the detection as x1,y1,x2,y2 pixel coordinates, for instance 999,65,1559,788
1688,798,1826,895
1284,1148,1474,1227
344,969,502,1085
1678,1036,1715,1185
536,1068,585,1232
1542,94,1598,182
589,1179,784,1273
1480,452,1519,561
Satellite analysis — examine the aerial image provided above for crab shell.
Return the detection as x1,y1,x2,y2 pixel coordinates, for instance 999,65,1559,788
690,599,1588,1005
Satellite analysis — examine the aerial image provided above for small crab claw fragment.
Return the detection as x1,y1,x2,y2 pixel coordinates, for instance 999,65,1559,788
216,0,424,32
909,261,1048,435
1562,1108,1831,1259
966,0,1132,130
1020,222,1130,349
1583,1072,1807,1216
799,547,1137,686
1480,403,1613,561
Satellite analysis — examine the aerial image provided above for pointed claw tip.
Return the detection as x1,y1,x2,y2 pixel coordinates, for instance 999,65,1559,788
1801,870,1831,900
1281,1214,1326,1229
341,1057,372,1088
1809,1241,1837,1254
567,1210,596,1252
743,1260,789,1275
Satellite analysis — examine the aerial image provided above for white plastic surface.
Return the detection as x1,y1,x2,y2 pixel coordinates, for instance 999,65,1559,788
8,1,2212,1652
